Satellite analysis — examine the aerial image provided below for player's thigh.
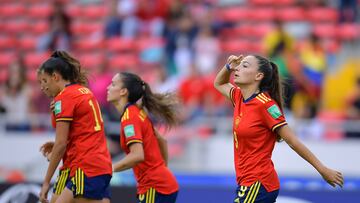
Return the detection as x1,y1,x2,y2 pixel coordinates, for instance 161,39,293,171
55,187,74,203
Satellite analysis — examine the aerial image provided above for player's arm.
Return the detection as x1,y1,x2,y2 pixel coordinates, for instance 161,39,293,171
154,128,168,166
277,125,344,188
113,143,144,172
214,55,243,99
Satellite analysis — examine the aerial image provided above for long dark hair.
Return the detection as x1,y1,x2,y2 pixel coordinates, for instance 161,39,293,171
120,72,179,128
38,50,88,86
254,55,284,111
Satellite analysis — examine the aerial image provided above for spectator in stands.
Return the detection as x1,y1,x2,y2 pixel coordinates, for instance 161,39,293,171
0,55,33,131
193,25,220,75
293,33,327,118
165,13,198,76
338,0,358,23
38,1,72,52
263,20,297,110
345,77,360,138
108,72,179,203
214,54,344,202
136,0,169,37
104,0,138,38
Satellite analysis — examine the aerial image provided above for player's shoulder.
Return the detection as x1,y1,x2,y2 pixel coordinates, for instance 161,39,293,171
254,92,276,108
121,105,141,122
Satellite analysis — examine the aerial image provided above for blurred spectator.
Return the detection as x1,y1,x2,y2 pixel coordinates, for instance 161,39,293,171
263,20,296,110
300,33,327,98
104,0,138,38
178,64,206,121
37,1,72,52
193,25,220,75
165,14,198,76
338,0,358,23
345,77,360,138
0,56,33,131
136,0,169,37
263,20,294,58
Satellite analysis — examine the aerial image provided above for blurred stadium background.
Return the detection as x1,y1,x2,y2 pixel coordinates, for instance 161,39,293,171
0,0,360,202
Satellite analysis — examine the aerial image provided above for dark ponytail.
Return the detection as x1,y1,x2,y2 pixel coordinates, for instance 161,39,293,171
254,55,284,141
254,55,284,111
120,72,179,128
39,50,88,86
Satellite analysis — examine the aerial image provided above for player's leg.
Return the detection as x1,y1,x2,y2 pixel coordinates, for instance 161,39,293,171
55,187,74,203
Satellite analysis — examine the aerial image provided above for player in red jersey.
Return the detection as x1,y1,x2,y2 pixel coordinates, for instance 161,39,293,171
107,72,179,203
214,54,344,203
37,50,112,203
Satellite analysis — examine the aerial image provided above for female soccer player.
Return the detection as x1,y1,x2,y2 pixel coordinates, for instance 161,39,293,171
37,50,112,203
214,54,344,203
107,72,179,203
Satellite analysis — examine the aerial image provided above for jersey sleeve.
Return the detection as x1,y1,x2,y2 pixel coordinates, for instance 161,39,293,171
261,100,287,132
229,87,242,107
121,109,143,147
53,95,76,122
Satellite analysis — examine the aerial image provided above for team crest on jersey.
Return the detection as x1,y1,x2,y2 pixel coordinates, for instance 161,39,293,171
54,101,62,115
267,104,282,119
124,124,135,138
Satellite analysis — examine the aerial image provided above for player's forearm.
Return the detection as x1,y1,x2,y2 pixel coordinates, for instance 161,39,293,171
113,153,144,172
214,65,232,89
284,132,325,174
43,143,66,184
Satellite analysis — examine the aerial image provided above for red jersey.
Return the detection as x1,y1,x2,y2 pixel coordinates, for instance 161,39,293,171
120,104,178,194
230,87,287,192
53,84,112,177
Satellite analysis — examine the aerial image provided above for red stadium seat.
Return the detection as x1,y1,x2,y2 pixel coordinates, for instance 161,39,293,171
0,69,8,83
250,0,295,6
307,7,338,23
313,23,337,39
0,52,15,67
337,23,359,40
106,38,136,52
0,36,16,50
249,23,273,38
31,20,50,34
3,20,29,34
66,4,82,18
218,7,250,23
277,7,306,21
0,4,26,18
108,54,139,70
24,52,50,69
78,53,105,70
71,21,103,36
82,5,107,19
136,37,165,51
249,7,275,22
18,36,38,51
221,39,252,53
27,3,53,19
73,38,104,51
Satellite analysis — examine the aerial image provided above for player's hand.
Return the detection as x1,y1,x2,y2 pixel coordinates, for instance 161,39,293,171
39,182,50,203
40,141,54,158
320,166,344,188
227,55,243,70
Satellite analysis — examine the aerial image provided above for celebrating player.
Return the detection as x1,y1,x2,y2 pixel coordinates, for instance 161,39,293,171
107,72,179,203
214,54,344,203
